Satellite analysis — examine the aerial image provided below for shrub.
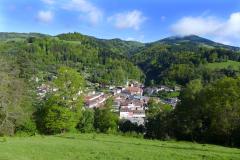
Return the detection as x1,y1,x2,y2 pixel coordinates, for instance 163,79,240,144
119,120,144,134
94,107,119,133
78,109,94,133
16,119,37,136
43,105,76,134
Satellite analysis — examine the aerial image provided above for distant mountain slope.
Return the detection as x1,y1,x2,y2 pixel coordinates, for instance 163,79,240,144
0,32,144,57
131,35,240,86
57,33,144,56
100,38,145,57
0,32,240,86
0,32,144,85
0,32,48,41
156,35,240,51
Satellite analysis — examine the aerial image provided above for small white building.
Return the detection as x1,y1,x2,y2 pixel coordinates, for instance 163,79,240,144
119,99,146,125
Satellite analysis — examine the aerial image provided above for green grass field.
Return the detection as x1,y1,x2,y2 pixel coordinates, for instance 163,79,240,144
0,134,239,160
206,60,240,70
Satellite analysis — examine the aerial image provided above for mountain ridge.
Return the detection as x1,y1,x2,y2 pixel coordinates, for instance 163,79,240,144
156,35,240,51
0,32,239,51
0,32,240,86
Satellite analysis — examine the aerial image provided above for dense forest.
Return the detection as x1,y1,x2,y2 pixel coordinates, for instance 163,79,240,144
0,32,144,85
132,35,240,86
1,32,240,147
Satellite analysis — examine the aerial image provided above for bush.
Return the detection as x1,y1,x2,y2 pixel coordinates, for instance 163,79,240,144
43,105,77,134
94,107,119,133
78,109,94,133
16,119,37,136
119,120,144,134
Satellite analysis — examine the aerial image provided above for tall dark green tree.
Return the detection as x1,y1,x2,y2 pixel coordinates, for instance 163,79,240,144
94,99,119,133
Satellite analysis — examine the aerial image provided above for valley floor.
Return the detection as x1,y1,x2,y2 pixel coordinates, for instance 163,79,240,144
0,134,239,160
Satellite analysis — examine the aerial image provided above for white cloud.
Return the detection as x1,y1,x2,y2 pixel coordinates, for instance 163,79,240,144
172,16,222,36
41,0,55,5
222,12,240,38
108,10,146,30
37,10,54,23
171,12,240,45
62,0,103,24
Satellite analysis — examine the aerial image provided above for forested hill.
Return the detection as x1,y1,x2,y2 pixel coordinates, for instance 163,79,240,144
57,33,145,57
156,35,240,51
0,32,240,87
0,32,48,41
0,32,144,86
131,35,240,86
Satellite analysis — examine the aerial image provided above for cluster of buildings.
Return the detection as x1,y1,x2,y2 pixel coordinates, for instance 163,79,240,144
36,80,181,126
83,82,182,125
84,82,149,125
84,91,110,108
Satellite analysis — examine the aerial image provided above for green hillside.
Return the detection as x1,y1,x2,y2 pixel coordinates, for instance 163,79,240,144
0,134,239,160
157,35,240,51
206,60,240,70
0,32,144,86
131,35,240,86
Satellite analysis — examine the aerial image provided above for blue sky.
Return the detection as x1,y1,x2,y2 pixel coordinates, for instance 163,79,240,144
1,0,240,45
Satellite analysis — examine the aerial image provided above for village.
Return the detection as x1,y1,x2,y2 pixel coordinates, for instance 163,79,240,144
37,81,180,125
37,80,180,126
83,81,180,125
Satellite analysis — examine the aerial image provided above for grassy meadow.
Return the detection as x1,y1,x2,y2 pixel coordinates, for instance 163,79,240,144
206,60,240,70
0,134,239,160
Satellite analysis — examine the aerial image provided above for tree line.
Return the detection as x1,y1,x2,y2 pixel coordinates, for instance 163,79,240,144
145,77,240,147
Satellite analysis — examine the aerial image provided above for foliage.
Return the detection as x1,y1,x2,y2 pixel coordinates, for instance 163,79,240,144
144,78,240,147
78,109,95,133
58,32,144,57
0,32,143,86
0,57,35,136
205,60,240,70
147,98,172,116
174,77,240,146
119,120,144,134
132,36,240,86
51,67,85,111
94,99,119,133
15,119,37,136
145,99,173,140
155,91,180,99
42,105,76,134
145,112,173,140
39,67,85,134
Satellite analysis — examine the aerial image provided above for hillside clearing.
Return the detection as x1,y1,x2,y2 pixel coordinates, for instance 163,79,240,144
206,60,240,70
0,134,239,160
